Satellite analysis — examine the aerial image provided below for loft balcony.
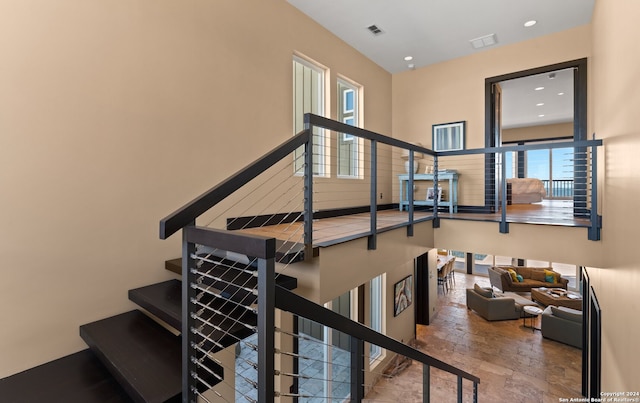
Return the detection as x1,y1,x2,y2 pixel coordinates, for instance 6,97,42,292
161,113,603,255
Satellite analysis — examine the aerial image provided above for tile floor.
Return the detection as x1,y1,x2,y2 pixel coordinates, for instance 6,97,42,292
364,272,582,402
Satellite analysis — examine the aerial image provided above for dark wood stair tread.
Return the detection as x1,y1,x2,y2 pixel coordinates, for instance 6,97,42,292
0,349,133,403
129,279,182,330
79,310,182,403
164,257,298,292
128,279,257,348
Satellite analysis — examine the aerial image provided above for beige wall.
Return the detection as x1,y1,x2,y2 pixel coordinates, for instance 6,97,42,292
392,25,591,206
589,0,640,392
0,0,391,377
434,220,604,268
503,122,574,143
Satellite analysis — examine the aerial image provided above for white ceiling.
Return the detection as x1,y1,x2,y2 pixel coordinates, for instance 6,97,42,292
501,68,574,129
287,0,594,128
287,0,594,74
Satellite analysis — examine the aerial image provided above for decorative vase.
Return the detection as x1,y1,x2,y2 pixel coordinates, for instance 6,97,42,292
404,160,420,174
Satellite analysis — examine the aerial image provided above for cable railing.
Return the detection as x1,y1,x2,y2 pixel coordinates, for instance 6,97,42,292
172,227,480,403
173,226,479,402
159,112,603,402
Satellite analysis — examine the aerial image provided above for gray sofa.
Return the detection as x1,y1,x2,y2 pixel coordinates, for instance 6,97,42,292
541,305,583,348
466,285,537,321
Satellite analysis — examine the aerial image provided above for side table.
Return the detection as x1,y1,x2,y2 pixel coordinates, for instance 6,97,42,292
523,305,543,332
398,171,459,213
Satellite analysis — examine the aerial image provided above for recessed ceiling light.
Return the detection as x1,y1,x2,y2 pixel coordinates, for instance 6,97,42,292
404,56,413,61
536,103,545,106
524,20,537,28
558,92,565,96
535,86,545,91
538,114,545,117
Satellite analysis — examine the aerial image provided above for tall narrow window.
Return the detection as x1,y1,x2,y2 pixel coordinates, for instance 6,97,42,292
369,274,385,364
293,56,326,176
337,79,361,178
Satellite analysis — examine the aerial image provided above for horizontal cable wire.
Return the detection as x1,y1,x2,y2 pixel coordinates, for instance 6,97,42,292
191,299,256,332
203,152,305,230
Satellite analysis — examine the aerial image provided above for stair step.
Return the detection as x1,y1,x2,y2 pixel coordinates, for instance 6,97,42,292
79,310,185,403
0,349,133,403
128,279,257,349
129,280,182,330
165,257,298,294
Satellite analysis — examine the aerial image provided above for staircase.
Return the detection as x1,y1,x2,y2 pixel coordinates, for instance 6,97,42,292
0,258,297,403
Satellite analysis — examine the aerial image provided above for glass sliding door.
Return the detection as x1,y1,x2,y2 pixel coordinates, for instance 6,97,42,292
523,145,574,199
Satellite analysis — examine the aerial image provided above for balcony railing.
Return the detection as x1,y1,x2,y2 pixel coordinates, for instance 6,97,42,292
541,179,574,198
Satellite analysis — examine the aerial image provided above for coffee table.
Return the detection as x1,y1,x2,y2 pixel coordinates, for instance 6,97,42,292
531,287,582,311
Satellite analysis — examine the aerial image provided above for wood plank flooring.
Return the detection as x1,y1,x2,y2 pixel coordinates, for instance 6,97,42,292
238,200,588,247
443,200,590,227
364,273,582,402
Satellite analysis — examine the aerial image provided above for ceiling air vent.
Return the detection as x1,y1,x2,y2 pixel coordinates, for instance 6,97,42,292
469,33,498,49
367,24,384,36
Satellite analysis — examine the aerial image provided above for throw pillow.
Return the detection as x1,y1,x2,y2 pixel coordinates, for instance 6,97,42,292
507,268,518,282
473,283,493,298
516,274,524,283
544,269,557,283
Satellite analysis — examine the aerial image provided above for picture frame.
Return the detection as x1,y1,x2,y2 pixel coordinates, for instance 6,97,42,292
393,275,413,317
426,187,442,202
432,121,465,151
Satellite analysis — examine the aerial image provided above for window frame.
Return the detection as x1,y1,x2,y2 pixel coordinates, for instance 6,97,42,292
293,55,328,177
337,77,362,179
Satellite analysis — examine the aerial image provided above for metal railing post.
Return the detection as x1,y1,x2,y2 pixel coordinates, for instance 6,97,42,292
500,151,509,233
589,143,601,240
350,336,365,401
432,156,440,228
407,150,415,236
257,256,276,403
457,375,463,403
182,221,197,403
303,125,314,260
473,381,478,403
423,364,430,403
369,140,378,250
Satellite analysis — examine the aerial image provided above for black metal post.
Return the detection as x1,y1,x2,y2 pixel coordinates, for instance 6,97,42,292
473,381,478,403
369,140,378,250
182,222,197,403
291,315,299,403
500,151,509,233
407,150,415,237
457,375,463,403
257,257,276,403
432,156,440,228
303,127,314,260
589,144,601,241
423,364,430,403
350,336,365,402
